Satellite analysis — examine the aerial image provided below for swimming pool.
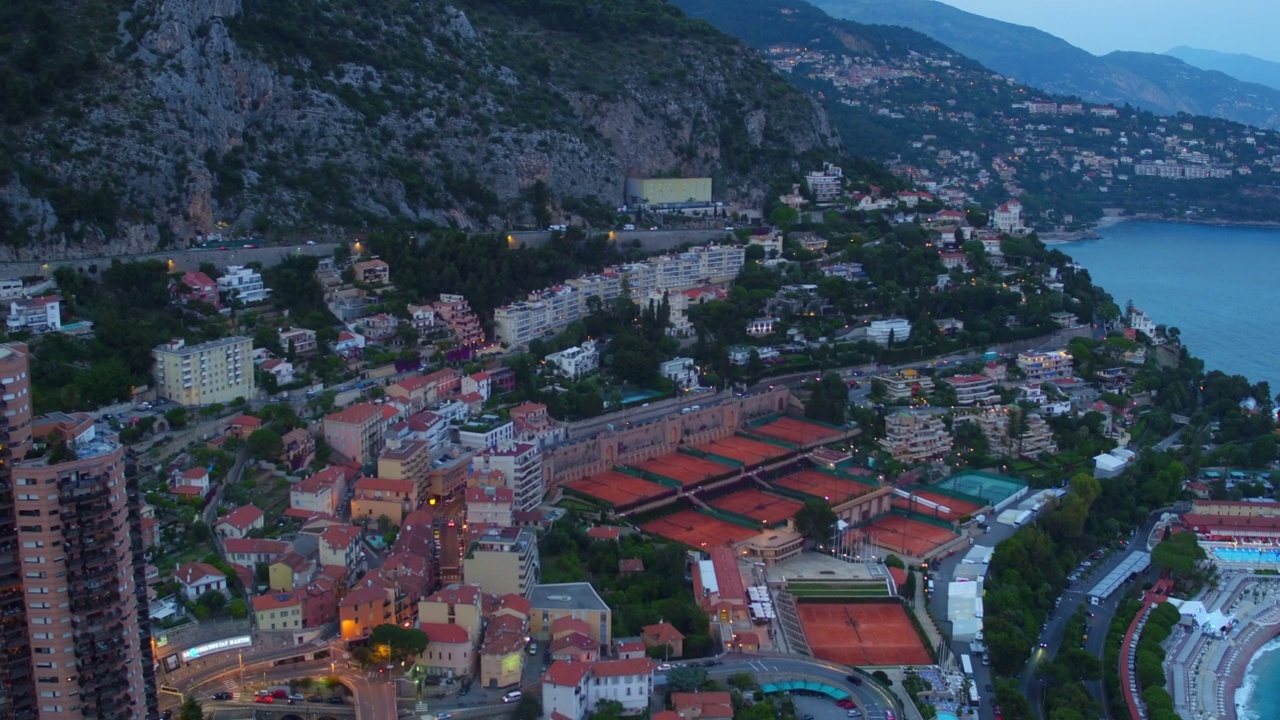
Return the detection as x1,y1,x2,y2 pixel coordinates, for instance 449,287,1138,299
935,712,959,720
1213,547,1280,564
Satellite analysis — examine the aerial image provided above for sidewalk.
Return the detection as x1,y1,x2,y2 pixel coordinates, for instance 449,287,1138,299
910,569,945,654
880,668,926,720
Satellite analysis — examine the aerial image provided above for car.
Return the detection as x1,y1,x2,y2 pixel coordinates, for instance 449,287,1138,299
161,711,173,720
458,684,471,697
885,712,895,720
436,713,453,720
847,711,862,718
702,660,720,667
836,699,855,709
658,663,672,671
308,695,324,703
254,696,274,704
289,693,305,702
212,692,233,701
306,240,317,245
845,674,863,685
985,684,993,693
272,689,288,699
503,691,523,703
326,696,346,705
801,714,814,720
1039,641,1048,648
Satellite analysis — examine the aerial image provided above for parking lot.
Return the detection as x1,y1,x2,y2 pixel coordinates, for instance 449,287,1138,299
793,694,868,720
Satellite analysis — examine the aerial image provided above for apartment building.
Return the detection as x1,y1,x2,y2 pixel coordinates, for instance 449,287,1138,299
455,417,516,452
278,327,318,355
152,336,255,407
874,369,934,402
529,582,612,645
176,271,221,310
6,295,62,333
878,412,953,463
1016,349,1073,382
217,265,271,304
493,244,744,347
480,612,528,689
466,485,515,527
289,465,353,517
541,658,657,720
804,162,844,204
7,384,158,719
323,402,386,465
956,407,1058,459
867,317,912,346
463,526,540,597
476,443,544,512
353,259,390,284
942,374,997,405
544,343,599,379
377,438,431,498
433,294,486,347
351,476,416,525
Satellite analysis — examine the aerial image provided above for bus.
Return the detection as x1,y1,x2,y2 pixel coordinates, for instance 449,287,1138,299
967,681,980,707
960,653,974,676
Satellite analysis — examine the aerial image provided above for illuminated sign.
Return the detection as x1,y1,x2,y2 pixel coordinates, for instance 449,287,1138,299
180,635,253,661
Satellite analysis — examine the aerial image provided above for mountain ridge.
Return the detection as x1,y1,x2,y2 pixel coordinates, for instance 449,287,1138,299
1165,46,1280,93
812,0,1280,130
0,0,839,258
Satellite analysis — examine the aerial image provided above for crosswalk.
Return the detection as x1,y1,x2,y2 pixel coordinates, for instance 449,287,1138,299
744,660,779,672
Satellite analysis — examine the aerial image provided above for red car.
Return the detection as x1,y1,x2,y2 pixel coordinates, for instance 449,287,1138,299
254,696,274,704
836,700,856,709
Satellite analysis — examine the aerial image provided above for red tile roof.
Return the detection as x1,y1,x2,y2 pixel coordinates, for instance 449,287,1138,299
642,622,684,645
320,524,362,551
217,504,264,531
499,593,532,616
181,467,209,480
550,632,597,653
593,657,655,678
340,583,390,609
673,692,735,720
170,485,204,496
252,592,301,612
424,584,482,606
543,660,592,687
325,403,382,426
223,538,289,556
174,562,225,586
419,621,471,645
551,616,592,638
587,527,621,541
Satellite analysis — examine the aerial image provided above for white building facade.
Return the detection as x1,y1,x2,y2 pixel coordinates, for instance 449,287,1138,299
218,265,272,305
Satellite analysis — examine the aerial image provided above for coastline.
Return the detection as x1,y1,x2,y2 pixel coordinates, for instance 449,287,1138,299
1225,624,1280,720
1038,213,1280,244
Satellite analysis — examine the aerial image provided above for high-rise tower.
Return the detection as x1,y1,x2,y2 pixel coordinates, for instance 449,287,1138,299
0,344,157,719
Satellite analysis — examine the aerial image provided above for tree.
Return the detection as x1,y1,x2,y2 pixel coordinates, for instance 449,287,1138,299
164,406,189,429
590,700,625,720
228,598,248,619
197,591,227,614
665,666,707,692
178,697,204,720
793,498,837,549
246,428,283,461
514,696,542,720
370,623,429,666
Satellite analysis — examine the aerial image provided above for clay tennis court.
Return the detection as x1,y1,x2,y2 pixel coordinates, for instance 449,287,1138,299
771,469,875,504
708,488,803,525
864,514,958,558
565,471,673,511
752,417,845,446
631,453,736,488
697,436,790,466
797,602,932,666
640,509,758,548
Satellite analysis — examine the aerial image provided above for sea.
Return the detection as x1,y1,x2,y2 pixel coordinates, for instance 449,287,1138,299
1060,220,1280,714
1238,636,1280,720
1058,220,1280,393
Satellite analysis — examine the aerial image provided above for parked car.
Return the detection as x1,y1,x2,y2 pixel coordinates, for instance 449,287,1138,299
308,695,324,703
326,696,346,705
289,693,305,702
254,696,274,704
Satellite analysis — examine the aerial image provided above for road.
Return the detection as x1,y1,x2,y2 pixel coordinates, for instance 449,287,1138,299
170,646,395,720
923,519,1020,720
1017,513,1160,717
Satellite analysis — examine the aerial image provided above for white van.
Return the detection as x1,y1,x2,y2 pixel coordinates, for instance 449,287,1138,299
503,691,523,703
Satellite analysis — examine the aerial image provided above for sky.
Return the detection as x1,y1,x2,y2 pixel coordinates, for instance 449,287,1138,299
933,0,1280,63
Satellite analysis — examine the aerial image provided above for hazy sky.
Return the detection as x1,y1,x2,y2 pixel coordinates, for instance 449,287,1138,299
934,0,1280,63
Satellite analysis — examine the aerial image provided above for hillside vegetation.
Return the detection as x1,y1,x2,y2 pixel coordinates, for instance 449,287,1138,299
0,0,838,257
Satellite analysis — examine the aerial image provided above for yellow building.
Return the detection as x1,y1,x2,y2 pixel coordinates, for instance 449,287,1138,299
625,177,713,206
377,439,431,502
463,527,540,597
479,614,527,689
418,584,485,644
152,336,256,407
528,582,612,645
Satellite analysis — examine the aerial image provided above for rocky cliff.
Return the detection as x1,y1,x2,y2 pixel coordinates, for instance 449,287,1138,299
0,0,839,259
